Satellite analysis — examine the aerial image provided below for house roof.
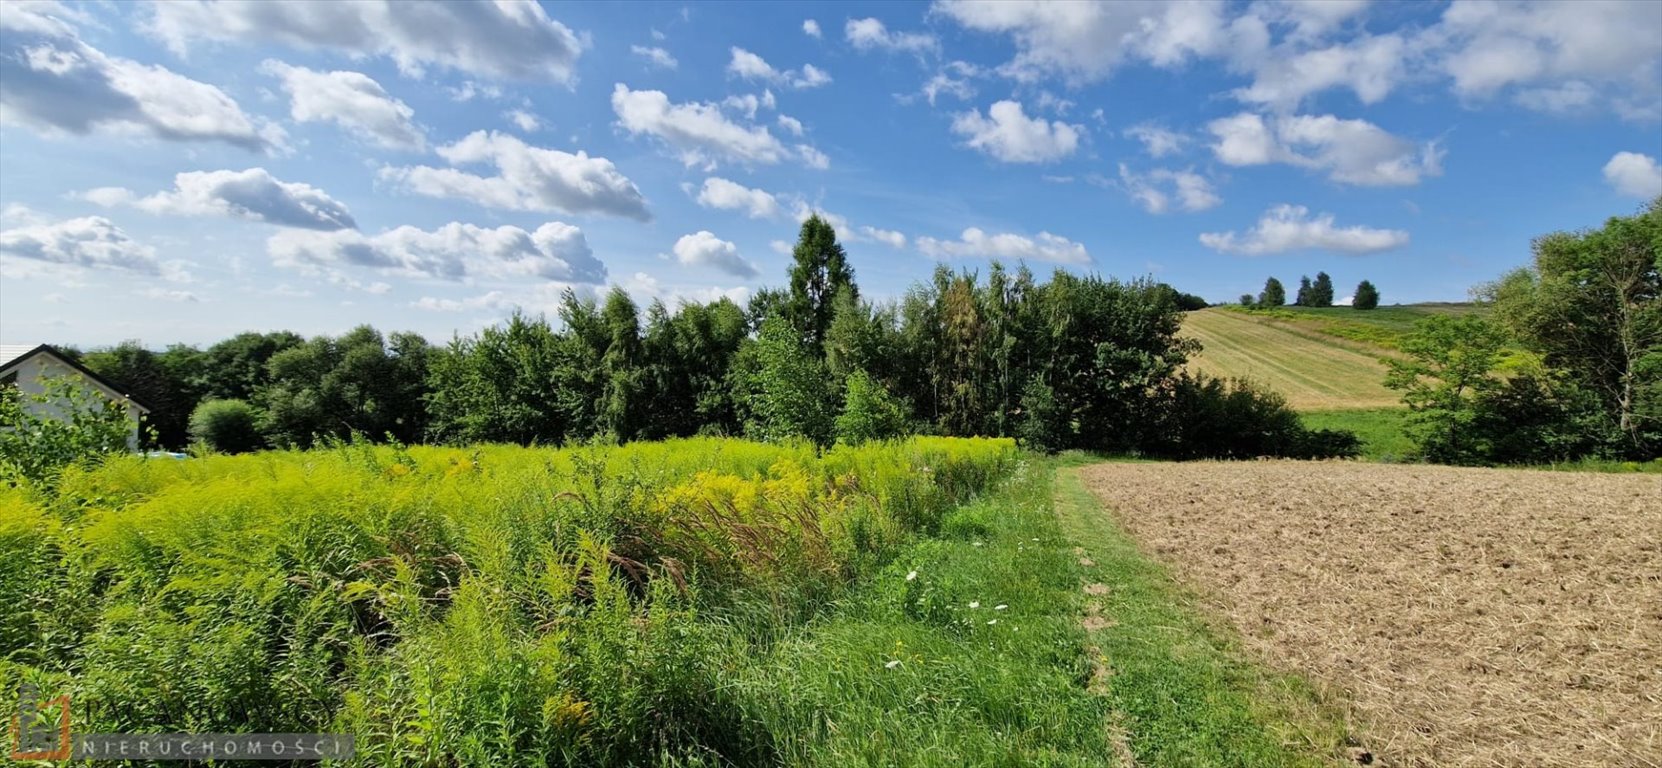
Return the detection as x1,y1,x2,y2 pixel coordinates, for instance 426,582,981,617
0,343,153,413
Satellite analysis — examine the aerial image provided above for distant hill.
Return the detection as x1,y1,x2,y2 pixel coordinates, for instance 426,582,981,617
1180,304,1485,411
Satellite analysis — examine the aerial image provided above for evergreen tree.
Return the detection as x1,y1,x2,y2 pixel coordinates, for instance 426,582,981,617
1258,277,1286,307
598,287,643,440
1312,271,1335,307
785,214,857,352
1354,280,1380,310
1294,276,1313,306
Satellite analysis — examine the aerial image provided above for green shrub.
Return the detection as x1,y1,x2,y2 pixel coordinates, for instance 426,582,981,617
0,378,136,487
835,370,911,444
1152,373,1360,459
188,398,264,453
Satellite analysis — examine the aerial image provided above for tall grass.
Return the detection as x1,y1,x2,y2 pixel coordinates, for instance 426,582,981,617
0,437,1021,765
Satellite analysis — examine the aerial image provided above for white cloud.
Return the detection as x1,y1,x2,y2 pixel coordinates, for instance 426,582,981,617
859,226,908,248
82,168,356,231
0,215,166,276
413,291,511,312
1117,165,1220,213
0,3,280,151
672,231,757,278
260,59,423,151
1602,152,1662,198
1124,123,1188,157
935,0,1230,84
142,287,199,302
722,93,767,119
797,144,830,169
1513,80,1597,113
952,100,1082,163
769,239,792,255
1199,204,1409,255
631,45,678,70
381,130,650,220
1436,1,1661,99
846,17,939,55
148,0,587,84
1208,112,1442,186
446,81,502,102
916,227,1090,264
504,108,542,132
269,220,606,283
803,19,822,38
612,83,799,168
777,114,804,136
694,177,781,219
1234,33,1408,109
726,47,832,89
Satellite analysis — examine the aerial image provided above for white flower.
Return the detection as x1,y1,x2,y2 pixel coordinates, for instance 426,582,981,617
905,570,918,582
994,604,1008,611
968,601,980,609
885,659,902,669
972,541,983,547
987,619,998,625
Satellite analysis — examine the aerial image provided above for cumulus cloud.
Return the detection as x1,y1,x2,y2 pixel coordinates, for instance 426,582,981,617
1436,1,1660,101
672,231,757,278
1603,152,1662,198
803,19,822,38
613,83,809,168
1199,204,1409,255
631,45,677,70
1124,123,1188,157
260,60,423,150
935,0,1231,84
1234,33,1409,110
777,114,805,136
726,47,832,89
952,101,1082,163
268,220,606,283
504,109,542,132
1208,112,1442,187
148,0,587,84
797,144,830,169
859,226,907,249
916,228,1090,264
0,215,167,276
381,130,650,220
82,168,356,231
846,17,939,55
1117,165,1220,214
694,177,781,218
0,2,280,151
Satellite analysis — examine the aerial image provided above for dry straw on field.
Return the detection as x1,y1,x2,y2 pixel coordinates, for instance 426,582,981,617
1083,461,1661,768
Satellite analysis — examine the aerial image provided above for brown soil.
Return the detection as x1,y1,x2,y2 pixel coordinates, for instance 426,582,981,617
1080,461,1662,768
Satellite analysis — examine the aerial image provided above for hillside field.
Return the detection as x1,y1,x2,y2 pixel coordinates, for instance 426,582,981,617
1180,306,1415,411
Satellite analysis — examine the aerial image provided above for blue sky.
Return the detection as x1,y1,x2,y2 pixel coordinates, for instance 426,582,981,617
2,0,1659,347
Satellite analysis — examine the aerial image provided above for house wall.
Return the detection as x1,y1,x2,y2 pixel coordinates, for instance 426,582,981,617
6,354,145,450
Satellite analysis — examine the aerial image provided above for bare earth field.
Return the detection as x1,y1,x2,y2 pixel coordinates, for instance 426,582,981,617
1080,461,1662,767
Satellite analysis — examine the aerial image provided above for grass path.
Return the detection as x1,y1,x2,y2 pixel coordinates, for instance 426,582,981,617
1183,309,1400,411
1052,458,1353,767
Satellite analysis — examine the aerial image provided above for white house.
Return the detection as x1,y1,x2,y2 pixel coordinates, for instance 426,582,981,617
1,343,151,449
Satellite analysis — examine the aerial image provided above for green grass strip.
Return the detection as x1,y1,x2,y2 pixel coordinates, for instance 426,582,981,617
1051,459,1352,767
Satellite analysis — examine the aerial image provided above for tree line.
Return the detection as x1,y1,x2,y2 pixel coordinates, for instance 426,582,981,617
52,216,1353,460
1242,272,1379,310
1386,197,1660,464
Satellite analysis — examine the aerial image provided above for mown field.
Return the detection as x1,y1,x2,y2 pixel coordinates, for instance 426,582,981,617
1,439,1359,766
1180,308,1402,411
1081,461,1662,768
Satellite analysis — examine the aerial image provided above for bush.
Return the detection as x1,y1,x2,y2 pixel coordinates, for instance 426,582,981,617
1152,373,1360,460
0,378,136,486
1016,375,1068,453
189,398,264,454
835,370,911,444
1353,280,1380,310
